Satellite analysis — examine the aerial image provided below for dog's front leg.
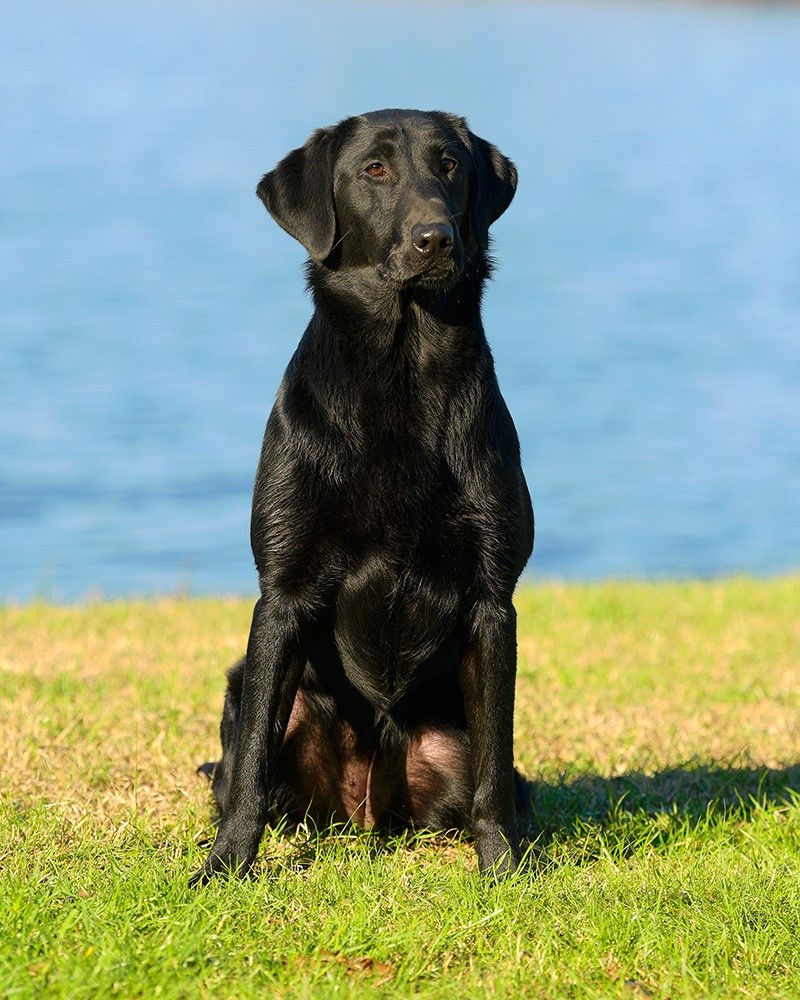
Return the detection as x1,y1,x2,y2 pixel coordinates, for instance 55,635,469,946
190,596,305,886
460,601,521,878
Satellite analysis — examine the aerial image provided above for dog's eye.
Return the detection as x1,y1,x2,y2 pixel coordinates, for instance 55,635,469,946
365,162,386,178
441,157,458,174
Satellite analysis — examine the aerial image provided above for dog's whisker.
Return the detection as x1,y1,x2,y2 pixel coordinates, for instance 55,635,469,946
329,229,351,255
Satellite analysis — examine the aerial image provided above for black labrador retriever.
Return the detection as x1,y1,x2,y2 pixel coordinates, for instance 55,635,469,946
191,109,533,886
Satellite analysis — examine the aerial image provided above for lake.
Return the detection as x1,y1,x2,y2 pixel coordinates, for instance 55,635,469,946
1,0,799,601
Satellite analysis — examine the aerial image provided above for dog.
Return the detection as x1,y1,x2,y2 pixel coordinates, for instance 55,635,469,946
191,109,533,886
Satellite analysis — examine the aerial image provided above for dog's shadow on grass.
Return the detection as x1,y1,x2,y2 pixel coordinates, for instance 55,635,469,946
516,762,800,858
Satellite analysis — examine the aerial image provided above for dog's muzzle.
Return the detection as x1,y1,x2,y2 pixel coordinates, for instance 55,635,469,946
379,219,463,289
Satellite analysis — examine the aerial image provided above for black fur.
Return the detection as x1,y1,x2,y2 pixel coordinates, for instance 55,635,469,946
191,109,533,886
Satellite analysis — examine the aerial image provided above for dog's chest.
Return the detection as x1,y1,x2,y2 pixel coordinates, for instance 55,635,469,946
332,547,465,711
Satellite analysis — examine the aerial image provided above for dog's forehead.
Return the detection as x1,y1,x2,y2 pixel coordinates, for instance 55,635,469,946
344,109,471,157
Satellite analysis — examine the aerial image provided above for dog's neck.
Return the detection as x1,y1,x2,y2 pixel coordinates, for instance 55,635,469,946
305,253,492,348
290,254,498,439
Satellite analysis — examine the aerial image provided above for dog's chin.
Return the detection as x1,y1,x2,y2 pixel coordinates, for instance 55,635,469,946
378,259,463,292
411,267,462,291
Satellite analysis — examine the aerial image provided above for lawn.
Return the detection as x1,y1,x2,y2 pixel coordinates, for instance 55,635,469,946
2,579,800,998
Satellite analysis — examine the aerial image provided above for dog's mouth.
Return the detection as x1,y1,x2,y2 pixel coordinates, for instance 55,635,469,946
378,253,463,291
408,260,462,290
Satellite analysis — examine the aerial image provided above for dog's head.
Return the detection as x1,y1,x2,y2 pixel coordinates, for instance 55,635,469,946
257,109,517,290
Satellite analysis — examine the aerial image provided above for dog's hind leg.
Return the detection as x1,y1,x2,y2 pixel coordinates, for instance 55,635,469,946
197,657,245,816
403,726,474,830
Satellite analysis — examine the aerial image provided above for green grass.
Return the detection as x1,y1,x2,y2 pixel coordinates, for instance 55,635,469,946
2,579,800,997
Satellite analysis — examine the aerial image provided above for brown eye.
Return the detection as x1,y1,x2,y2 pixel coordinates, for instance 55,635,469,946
441,157,457,174
365,162,386,177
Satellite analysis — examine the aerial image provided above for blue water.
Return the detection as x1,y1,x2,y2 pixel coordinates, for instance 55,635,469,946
2,0,799,601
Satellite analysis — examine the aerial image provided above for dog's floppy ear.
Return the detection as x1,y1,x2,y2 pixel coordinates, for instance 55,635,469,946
470,134,518,249
256,127,338,262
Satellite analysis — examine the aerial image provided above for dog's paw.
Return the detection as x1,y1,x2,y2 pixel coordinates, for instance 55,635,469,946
188,845,254,888
196,761,217,781
475,831,521,881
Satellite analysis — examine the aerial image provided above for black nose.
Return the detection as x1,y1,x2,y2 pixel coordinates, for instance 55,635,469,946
411,222,454,256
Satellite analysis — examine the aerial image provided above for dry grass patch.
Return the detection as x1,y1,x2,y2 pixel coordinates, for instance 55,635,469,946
1,598,251,832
